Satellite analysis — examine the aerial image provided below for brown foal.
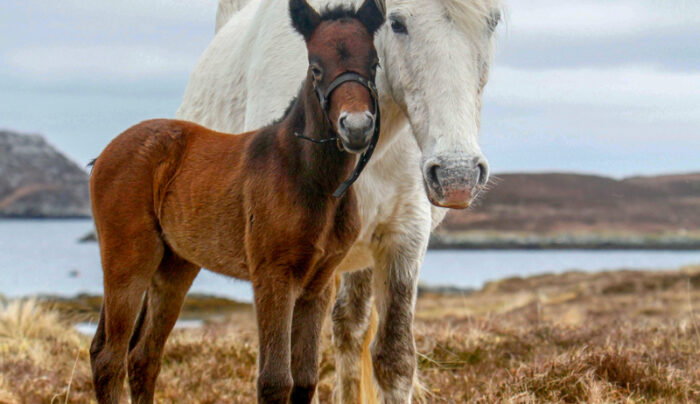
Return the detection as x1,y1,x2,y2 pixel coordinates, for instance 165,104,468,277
88,1,385,403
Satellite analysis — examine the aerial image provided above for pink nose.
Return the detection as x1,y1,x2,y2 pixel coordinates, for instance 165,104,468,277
423,155,489,209
440,187,473,209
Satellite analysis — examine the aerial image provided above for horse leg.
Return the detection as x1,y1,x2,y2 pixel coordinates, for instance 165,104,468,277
90,233,164,404
371,221,430,404
127,249,200,404
253,274,295,404
289,284,333,404
331,268,374,404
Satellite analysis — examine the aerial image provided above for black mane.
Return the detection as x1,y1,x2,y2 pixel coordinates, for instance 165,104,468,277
318,5,359,22
268,82,303,127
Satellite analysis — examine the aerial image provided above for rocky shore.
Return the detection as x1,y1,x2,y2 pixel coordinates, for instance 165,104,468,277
0,130,90,217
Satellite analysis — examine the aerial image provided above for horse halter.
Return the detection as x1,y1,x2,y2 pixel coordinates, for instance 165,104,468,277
295,71,381,199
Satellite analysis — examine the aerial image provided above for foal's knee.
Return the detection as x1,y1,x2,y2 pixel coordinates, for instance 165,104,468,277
257,371,294,404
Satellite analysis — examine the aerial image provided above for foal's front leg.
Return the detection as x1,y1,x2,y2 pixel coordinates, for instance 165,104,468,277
290,284,333,404
253,275,295,404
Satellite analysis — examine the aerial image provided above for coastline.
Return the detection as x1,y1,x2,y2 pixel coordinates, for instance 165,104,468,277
10,265,697,322
4,218,700,251
429,232,700,250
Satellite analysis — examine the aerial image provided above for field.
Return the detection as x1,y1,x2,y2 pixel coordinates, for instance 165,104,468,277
1,266,699,403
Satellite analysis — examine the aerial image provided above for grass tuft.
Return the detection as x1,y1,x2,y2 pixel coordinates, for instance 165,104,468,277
1,268,699,403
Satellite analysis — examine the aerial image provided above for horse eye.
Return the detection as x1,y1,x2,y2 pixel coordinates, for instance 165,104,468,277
310,66,323,79
390,19,407,34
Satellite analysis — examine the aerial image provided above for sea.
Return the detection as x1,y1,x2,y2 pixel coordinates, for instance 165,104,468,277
2,219,700,303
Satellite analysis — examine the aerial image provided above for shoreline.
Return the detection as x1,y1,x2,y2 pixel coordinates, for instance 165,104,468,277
23,293,252,322
429,233,700,251
10,265,697,322
3,219,700,250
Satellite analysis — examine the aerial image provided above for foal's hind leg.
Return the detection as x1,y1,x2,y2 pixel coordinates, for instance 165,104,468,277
290,284,333,404
127,250,200,404
90,233,164,404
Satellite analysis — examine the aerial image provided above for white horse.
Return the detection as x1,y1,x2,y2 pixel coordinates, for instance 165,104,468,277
177,0,501,402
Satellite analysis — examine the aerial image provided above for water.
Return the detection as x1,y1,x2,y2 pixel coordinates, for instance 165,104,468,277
2,219,700,302
74,319,202,335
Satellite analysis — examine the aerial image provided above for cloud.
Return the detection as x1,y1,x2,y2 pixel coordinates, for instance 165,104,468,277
485,66,700,127
495,0,700,72
0,0,698,177
6,45,195,80
17,0,219,25
504,0,700,39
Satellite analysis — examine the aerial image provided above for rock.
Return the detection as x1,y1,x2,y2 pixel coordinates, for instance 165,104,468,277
0,130,90,217
78,231,97,243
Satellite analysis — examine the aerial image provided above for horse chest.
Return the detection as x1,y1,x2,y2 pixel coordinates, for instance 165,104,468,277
301,202,360,292
245,190,360,291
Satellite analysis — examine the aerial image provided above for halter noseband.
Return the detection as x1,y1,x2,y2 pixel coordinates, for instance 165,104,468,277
295,71,381,199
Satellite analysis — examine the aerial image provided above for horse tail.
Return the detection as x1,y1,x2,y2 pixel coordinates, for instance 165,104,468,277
215,0,251,33
360,306,379,404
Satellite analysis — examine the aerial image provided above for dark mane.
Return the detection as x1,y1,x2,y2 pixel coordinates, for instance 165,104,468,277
269,82,303,126
318,5,358,22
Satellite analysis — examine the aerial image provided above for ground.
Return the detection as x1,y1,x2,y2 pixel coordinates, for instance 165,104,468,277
1,266,699,403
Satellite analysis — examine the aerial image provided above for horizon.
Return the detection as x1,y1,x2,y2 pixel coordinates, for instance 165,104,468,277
1,0,699,177
5,121,699,181
3,119,700,182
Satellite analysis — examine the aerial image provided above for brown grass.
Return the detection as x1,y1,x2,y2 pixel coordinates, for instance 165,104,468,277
1,266,699,403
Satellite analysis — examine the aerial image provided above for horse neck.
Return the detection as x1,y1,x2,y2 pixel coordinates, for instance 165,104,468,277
372,68,410,155
278,80,355,194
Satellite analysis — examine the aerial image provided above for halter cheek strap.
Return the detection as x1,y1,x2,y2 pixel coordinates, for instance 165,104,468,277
296,71,381,199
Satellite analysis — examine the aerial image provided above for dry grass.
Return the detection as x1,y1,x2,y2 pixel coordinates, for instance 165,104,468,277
1,266,699,403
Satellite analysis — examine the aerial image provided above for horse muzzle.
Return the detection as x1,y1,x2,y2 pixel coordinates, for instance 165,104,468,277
422,155,489,209
337,111,375,153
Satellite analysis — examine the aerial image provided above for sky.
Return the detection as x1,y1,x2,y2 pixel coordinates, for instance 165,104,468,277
0,0,698,177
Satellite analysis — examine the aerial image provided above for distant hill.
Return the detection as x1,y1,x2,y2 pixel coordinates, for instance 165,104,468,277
0,130,90,218
2,130,698,234
440,172,700,235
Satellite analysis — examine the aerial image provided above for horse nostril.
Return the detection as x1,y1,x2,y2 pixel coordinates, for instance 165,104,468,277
428,163,440,187
339,116,347,131
476,162,488,185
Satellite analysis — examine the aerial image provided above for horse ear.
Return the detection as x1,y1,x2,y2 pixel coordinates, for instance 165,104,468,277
289,0,321,41
356,0,386,36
